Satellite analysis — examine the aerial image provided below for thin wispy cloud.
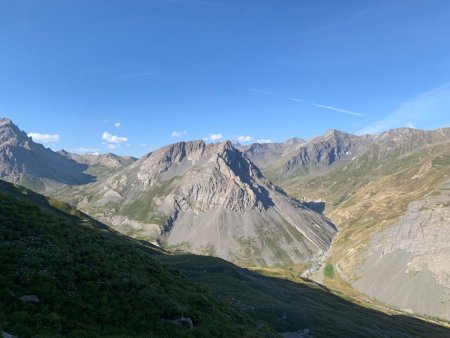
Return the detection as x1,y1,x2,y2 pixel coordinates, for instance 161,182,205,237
28,132,60,143
306,102,362,117
246,87,363,117
295,9,369,36
171,130,187,138
115,122,121,128
257,139,272,144
356,83,450,135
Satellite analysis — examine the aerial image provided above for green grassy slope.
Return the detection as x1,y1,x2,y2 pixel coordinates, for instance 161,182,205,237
156,254,450,338
0,180,271,337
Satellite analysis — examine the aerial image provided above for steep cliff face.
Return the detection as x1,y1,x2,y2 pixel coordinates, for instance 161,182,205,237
57,140,337,267
0,118,94,191
353,179,450,320
249,130,374,182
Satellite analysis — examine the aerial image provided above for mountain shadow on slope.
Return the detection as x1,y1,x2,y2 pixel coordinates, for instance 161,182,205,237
157,253,450,338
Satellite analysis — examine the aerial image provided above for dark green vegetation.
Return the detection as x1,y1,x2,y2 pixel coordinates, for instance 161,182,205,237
157,255,450,338
0,180,271,337
1,180,449,337
324,264,335,279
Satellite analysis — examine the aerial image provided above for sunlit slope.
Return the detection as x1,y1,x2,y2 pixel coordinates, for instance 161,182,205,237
283,141,450,321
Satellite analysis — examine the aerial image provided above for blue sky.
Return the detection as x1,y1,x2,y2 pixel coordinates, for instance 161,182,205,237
1,0,450,156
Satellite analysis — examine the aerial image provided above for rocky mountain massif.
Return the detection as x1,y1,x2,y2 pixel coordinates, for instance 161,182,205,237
246,127,450,185
264,127,450,322
56,140,336,267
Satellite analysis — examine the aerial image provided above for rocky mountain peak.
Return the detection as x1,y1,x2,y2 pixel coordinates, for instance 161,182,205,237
0,118,31,146
74,137,336,266
284,137,306,146
0,117,15,128
0,118,94,190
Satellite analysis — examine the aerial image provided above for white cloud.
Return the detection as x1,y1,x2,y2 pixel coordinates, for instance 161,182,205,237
107,144,117,149
246,87,363,117
171,130,187,138
356,83,450,135
405,122,416,129
203,133,223,142
115,122,121,128
235,135,252,143
102,131,128,144
257,139,272,144
28,132,60,143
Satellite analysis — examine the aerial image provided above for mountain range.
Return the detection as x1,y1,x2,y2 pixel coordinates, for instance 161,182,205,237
54,139,336,267
1,117,450,332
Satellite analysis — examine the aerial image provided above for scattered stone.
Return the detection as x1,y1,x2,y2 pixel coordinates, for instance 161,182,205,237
281,329,313,338
161,316,194,329
19,295,40,304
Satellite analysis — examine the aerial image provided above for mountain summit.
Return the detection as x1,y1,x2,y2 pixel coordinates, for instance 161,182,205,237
0,118,94,191
60,140,337,266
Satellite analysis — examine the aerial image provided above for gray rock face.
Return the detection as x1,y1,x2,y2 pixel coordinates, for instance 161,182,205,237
58,150,136,169
58,150,136,179
245,127,450,182
64,140,337,267
353,180,450,321
280,130,371,176
0,118,94,191
244,130,375,181
241,137,306,169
